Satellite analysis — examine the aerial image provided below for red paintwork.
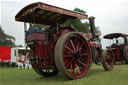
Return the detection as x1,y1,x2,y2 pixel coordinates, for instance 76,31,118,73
111,45,125,62
82,33,92,40
26,33,46,42
82,33,101,49
27,26,74,69
0,46,11,62
27,26,101,71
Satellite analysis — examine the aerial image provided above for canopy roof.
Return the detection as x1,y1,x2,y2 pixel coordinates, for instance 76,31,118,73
15,2,88,25
104,33,128,39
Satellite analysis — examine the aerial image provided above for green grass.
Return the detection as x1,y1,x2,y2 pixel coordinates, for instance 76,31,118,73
0,64,128,85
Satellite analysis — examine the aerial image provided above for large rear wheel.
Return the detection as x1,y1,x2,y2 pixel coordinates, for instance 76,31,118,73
102,49,115,71
54,32,92,79
28,52,59,77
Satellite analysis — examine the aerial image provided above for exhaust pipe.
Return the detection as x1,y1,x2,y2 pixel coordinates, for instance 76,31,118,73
89,16,96,41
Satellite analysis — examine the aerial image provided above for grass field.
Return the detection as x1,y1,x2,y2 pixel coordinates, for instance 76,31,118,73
0,64,128,85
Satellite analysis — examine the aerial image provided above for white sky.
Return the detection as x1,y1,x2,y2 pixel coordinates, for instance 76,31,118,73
1,0,128,48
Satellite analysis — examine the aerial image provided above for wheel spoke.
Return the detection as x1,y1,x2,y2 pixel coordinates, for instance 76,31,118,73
64,45,73,53
76,46,79,52
72,66,75,74
64,54,73,58
79,43,84,51
78,60,87,67
70,64,73,73
80,57,85,61
70,64,75,74
77,61,82,72
76,41,80,51
74,38,79,51
70,40,76,51
75,64,80,74
80,53,87,56
65,59,74,68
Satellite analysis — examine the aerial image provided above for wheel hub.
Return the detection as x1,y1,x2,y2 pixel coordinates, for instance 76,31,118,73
73,52,81,59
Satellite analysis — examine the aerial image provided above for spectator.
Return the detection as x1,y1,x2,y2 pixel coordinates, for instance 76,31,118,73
21,55,25,66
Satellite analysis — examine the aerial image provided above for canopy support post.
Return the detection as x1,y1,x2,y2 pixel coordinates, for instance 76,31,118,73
24,22,28,50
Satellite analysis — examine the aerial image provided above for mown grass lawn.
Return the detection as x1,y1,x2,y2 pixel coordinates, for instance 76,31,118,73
0,64,128,85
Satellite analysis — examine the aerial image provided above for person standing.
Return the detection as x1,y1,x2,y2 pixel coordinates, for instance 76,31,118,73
21,55,25,67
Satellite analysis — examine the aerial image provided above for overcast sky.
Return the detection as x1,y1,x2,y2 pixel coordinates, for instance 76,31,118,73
1,0,128,48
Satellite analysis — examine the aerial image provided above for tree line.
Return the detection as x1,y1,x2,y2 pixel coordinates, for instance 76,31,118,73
0,26,22,47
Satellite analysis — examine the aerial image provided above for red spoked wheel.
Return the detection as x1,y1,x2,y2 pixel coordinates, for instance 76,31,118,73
102,49,115,71
55,32,92,79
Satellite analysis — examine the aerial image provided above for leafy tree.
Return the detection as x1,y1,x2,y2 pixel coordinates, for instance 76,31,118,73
63,8,90,32
95,26,101,42
63,8,101,42
74,8,86,14
0,26,16,47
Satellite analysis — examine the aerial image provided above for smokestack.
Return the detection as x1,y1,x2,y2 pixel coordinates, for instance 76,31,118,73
89,16,96,40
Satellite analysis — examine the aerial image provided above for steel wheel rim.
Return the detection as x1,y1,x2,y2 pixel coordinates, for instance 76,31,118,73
127,48,128,57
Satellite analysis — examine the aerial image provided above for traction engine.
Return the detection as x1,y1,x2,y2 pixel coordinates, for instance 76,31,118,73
15,2,115,79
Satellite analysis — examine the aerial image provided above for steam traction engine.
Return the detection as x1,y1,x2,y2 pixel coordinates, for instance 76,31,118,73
104,33,128,64
15,2,115,79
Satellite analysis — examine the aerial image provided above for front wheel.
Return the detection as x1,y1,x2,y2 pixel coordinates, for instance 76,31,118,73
102,49,115,71
54,32,92,79
92,46,103,65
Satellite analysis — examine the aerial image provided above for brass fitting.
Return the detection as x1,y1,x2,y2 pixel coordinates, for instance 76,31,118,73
88,16,95,20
